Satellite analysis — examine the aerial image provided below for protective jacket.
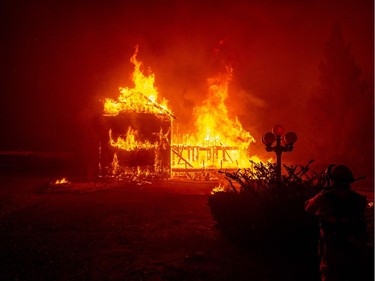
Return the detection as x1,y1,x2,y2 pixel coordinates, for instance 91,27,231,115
305,186,368,281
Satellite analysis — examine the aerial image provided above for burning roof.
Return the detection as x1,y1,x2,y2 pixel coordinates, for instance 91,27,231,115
103,45,173,118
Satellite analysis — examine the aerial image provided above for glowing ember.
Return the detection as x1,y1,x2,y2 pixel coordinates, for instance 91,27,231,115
103,45,172,116
211,184,226,195
111,153,120,176
54,178,69,185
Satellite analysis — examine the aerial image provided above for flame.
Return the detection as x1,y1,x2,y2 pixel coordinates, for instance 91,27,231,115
111,153,120,176
211,184,226,195
54,178,69,185
101,46,173,178
103,45,171,116
172,65,257,169
196,66,254,147
101,45,263,178
109,128,156,151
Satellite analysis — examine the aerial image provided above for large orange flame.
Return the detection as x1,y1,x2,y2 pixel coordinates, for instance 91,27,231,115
103,45,171,116
172,65,258,169
195,66,254,147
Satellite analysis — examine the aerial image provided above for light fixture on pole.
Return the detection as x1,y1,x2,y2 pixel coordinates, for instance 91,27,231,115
262,125,297,182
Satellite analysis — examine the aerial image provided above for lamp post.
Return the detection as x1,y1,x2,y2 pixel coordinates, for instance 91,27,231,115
262,125,297,182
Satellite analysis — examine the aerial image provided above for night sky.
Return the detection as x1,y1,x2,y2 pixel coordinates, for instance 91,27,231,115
0,0,373,181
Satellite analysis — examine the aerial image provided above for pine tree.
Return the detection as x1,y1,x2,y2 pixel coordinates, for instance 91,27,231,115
308,23,373,179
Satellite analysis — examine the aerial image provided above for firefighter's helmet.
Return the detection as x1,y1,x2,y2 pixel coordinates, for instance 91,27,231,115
330,164,355,184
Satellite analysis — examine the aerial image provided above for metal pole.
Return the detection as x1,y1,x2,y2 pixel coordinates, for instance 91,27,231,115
275,136,282,183
263,126,296,184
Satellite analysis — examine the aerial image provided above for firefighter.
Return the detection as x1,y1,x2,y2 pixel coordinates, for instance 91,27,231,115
305,164,370,281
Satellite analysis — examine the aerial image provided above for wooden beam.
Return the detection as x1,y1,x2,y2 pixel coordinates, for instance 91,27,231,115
171,148,194,167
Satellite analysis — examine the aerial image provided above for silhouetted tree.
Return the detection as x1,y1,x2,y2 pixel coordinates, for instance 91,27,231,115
307,23,373,180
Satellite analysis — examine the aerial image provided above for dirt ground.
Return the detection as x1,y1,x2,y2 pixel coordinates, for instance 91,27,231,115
0,175,372,281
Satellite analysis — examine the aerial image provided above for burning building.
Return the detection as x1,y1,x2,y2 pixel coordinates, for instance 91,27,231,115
98,46,174,179
99,46,259,180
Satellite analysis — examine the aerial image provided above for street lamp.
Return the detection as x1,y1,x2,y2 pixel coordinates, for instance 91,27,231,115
262,125,297,182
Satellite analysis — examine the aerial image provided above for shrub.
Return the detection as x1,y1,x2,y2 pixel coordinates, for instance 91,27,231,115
208,160,325,254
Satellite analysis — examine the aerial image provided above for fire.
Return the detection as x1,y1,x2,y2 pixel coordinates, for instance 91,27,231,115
109,128,156,151
100,44,262,180
103,45,171,116
54,178,69,185
195,66,254,147
211,184,226,194
172,65,257,169
111,153,120,176
101,46,173,179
